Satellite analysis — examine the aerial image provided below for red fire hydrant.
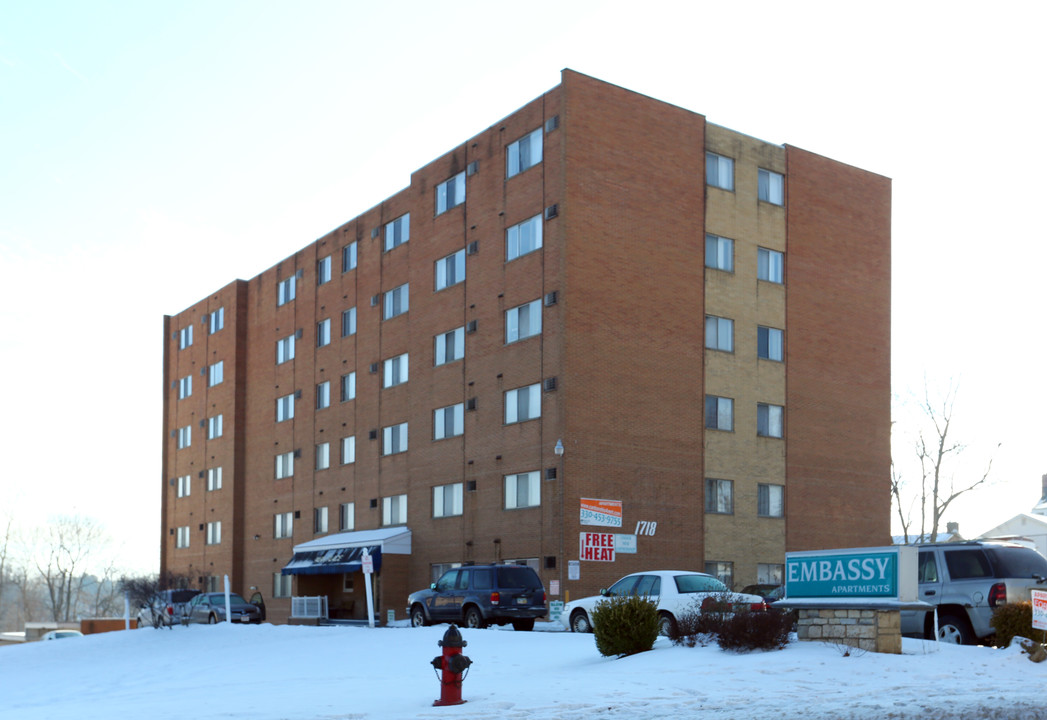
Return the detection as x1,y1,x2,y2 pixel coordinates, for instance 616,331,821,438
431,624,472,706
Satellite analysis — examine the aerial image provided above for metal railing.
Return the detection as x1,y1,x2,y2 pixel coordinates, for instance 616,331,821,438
290,596,328,619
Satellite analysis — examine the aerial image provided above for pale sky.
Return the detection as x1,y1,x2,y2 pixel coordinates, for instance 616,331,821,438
2,1,1044,573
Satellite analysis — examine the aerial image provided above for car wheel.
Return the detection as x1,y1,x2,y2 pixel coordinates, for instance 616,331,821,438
512,618,535,631
463,606,486,629
936,612,973,645
658,612,677,637
208,613,218,625
410,606,428,628
570,609,592,633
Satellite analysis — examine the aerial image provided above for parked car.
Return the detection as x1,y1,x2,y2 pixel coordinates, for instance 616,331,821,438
407,564,547,631
900,540,1047,645
184,592,264,624
41,629,83,641
741,584,785,604
137,589,201,628
561,571,767,636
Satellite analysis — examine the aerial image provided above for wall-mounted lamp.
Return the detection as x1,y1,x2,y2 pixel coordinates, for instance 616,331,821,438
554,439,564,456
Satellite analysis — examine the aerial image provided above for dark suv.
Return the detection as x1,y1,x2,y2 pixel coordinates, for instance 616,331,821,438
900,541,1047,644
407,564,547,631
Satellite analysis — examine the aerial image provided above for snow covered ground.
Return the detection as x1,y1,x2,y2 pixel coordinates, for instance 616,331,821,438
3,621,1046,720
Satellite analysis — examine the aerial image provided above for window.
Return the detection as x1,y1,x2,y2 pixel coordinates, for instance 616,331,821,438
706,152,734,190
207,414,223,440
342,241,357,273
506,299,541,344
273,572,291,598
758,563,784,585
176,526,190,548
316,442,330,470
208,361,224,387
944,550,993,580
384,213,410,252
314,506,328,534
315,381,330,410
705,395,733,431
435,249,465,291
705,561,734,589
274,512,293,539
341,436,355,465
206,521,221,545
177,426,191,449
176,475,190,498
341,307,356,337
705,316,734,352
317,255,332,285
705,234,734,272
340,372,356,402
505,383,541,424
317,318,331,347
277,334,296,364
758,248,784,284
757,403,784,438
434,403,464,440
178,375,192,400
383,494,407,526
758,168,784,205
383,353,409,388
339,502,354,531
705,478,733,514
209,307,224,334
207,466,222,491
435,172,465,215
277,275,296,306
758,326,784,361
434,327,465,366
383,283,409,320
506,128,542,178
178,325,193,349
275,452,294,480
433,483,463,518
758,484,784,517
382,423,408,455
506,214,542,261
276,393,294,422
505,471,540,509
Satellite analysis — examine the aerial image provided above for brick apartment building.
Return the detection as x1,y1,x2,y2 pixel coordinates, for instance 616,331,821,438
160,69,891,624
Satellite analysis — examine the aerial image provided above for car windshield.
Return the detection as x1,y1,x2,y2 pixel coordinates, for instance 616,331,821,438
986,547,1047,578
496,566,541,589
675,574,728,594
169,590,198,603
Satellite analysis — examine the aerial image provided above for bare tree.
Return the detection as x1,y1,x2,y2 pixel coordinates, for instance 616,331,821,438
33,515,107,622
891,459,913,545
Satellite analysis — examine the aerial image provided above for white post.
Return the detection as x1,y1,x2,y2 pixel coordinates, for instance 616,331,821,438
224,575,232,624
124,591,130,630
362,552,375,628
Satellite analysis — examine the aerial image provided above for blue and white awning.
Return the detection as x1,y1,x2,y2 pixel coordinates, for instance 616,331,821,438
280,527,411,576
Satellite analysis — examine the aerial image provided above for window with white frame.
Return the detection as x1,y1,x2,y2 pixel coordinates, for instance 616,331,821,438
314,506,328,534
277,275,296,306
758,326,784,362
277,334,295,364
316,381,330,410
758,484,784,518
434,327,465,366
706,152,734,191
178,375,192,400
705,561,734,589
705,316,734,352
383,283,409,320
384,213,410,252
274,511,293,538
341,372,356,402
505,471,540,509
178,325,193,349
435,249,465,291
317,318,331,347
705,478,733,514
757,403,784,438
433,403,464,440
208,361,224,387
316,442,330,470
209,307,224,334
382,423,408,455
383,353,408,388
177,475,191,498
176,526,190,548
342,241,357,272
273,572,291,598
505,383,541,424
207,466,222,491
758,563,784,585
177,426,191,449
342,307,356,337
506,214,543,261
345,433,362,466
435,172,465,215
275,452,294,480
339,502,354,531
433,482,463,518
383,494,407,526
705,233,734,272
276,393,294,422
758,168,784,205
206,521,221,545
207,414,223,439
758,248,784,284
705,395,734,431
506,299,541,343
317,255,332,285
506,128,542,178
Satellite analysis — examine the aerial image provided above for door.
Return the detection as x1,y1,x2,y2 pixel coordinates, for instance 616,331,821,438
901,550,941,635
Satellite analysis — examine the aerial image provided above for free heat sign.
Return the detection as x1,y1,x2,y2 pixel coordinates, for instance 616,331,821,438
785,547,916,600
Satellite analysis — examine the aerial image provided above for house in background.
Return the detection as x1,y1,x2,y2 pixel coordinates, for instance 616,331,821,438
978,474,1047,557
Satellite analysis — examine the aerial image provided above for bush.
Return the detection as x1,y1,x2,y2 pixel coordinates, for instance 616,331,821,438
667,602,728,647
990,602,1035,648
591,593,660,657
716,610,793,652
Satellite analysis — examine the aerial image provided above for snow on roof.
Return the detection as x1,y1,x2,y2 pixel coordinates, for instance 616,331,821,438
292,527,411,554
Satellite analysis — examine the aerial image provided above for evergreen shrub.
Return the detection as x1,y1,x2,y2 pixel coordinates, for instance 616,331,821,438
591,593,660,657
990,601,1035,648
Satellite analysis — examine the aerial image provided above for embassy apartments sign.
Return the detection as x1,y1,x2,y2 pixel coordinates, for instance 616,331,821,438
785,546,917,601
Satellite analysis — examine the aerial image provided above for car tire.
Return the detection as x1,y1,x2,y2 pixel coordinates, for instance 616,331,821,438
512,619,535,631
936,611,973,645
208,613,218,625
410,606,428,628
570,609,592,634
463,606,486,629
658,612,677,637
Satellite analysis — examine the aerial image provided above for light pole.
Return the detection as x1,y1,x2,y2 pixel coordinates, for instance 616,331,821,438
554,439,565,603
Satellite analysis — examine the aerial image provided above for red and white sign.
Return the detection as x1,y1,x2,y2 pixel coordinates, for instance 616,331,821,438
579,532,616,562
1033,590,1047,631
361,553,374,575
580,498,623,527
